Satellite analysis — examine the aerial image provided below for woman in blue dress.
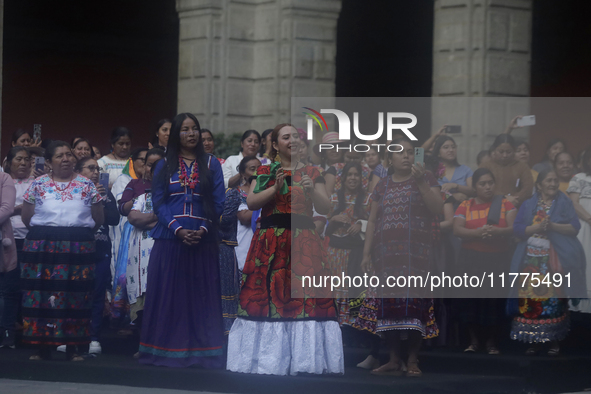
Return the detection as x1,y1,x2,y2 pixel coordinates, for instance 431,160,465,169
138,113,226,368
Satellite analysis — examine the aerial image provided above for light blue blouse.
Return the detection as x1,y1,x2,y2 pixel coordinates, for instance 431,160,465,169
438,164,473,187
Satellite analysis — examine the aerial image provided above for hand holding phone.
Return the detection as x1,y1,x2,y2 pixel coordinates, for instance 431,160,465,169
34,157,45,173
516,115,535,127
445,125,462,134
414,147,425,165
99,173,109,195
33,124,42,145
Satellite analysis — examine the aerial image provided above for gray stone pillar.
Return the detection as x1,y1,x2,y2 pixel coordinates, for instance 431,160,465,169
431,0,533,167
176,0,342,134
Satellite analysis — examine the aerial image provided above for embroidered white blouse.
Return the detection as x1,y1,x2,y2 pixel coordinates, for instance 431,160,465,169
23,175,103,228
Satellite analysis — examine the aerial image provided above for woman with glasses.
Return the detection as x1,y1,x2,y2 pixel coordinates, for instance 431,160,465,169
21,141,104,361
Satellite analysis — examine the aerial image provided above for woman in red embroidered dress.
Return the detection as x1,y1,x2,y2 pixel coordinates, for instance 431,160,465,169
227,124,344,376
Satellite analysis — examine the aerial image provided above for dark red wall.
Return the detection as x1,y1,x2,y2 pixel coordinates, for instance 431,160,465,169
2,0,179,158
529,0,591,163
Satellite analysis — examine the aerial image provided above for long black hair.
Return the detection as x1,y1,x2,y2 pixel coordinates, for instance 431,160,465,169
332,162,367,220
433,135,459,166
151,118,171,147
259,128,273,157
154,113,217,233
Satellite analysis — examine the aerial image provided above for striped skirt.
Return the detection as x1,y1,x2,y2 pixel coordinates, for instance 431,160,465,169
21,226,95,346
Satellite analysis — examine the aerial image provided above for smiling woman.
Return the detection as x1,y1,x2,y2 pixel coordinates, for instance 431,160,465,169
221,129,262,188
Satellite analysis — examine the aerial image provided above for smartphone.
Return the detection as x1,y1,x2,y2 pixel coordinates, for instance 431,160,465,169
516,115,536,127
99,173,109,194
445,125,462,134
414,147,425,165
33,124,42,142
34,157,45,173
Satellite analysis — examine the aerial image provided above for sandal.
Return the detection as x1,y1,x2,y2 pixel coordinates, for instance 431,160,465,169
370,362,405,376
357,355,380,370
525,346,539,356
406,360,422,378
463,344,479,353
487,346,500,355
29,349,51,361
69,355,84,362
547,347,560,357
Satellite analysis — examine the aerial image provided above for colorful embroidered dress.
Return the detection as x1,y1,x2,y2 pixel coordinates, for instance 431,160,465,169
326,192,371,326
353,174,439,338
21,174,102,345
236,164,336,320
510,197,569,343
227,163,344,376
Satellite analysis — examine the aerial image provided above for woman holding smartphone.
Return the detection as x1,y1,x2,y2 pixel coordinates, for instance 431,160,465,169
227,124,343,376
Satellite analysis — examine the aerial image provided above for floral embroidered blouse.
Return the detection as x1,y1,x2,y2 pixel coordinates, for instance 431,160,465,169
23,174,103,228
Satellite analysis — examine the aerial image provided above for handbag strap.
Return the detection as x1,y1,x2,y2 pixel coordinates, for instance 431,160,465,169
487,195,504,225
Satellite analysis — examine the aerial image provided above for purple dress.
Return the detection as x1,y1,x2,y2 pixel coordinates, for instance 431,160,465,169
139,155,226,368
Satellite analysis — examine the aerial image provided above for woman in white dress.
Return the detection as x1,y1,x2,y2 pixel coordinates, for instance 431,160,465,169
567,148,591,313
97,127,132,189
222,130,262,188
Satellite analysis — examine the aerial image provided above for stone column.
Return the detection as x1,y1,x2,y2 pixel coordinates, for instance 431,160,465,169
431,0,533,167
176,0,341,134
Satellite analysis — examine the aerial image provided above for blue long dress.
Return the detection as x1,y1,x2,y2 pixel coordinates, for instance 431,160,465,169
139,155,226,368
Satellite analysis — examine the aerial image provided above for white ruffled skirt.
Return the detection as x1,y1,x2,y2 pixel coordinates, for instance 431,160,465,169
226,318,344,376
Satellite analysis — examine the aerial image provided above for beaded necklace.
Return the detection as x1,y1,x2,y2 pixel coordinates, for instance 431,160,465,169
178,157,199,189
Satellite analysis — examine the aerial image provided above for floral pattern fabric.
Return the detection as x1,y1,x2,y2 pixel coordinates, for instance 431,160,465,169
126,193,155,305
510,198,569,343
23,174,103,228
21,229,96,346
237,164,337,321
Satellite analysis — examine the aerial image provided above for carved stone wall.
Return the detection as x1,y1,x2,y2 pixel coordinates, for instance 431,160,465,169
432,0,533,167
176,0,341,134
